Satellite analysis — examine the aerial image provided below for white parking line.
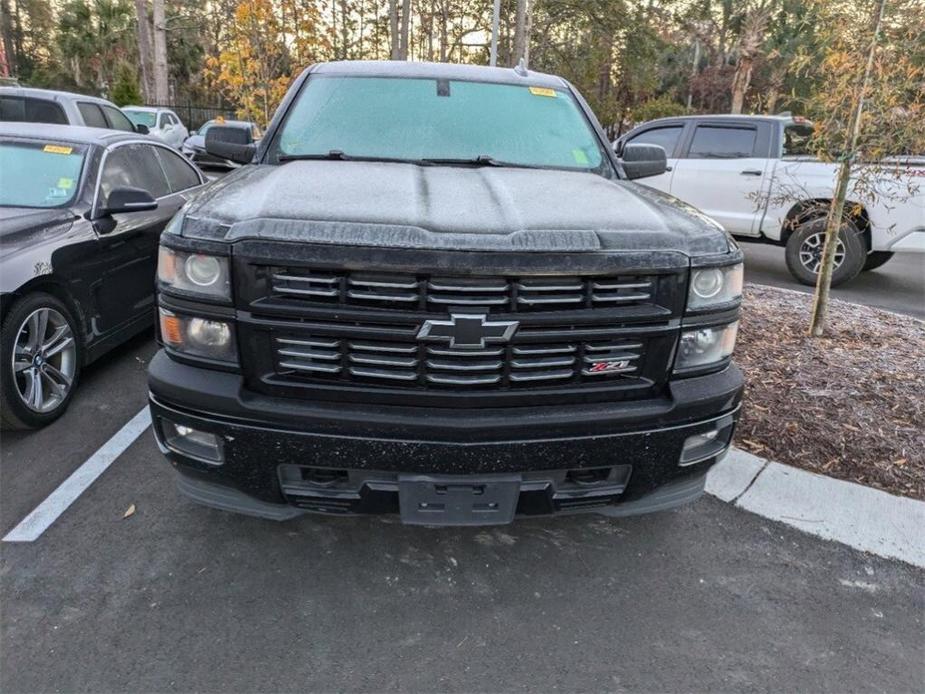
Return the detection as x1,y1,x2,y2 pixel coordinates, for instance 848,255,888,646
3,407,151,543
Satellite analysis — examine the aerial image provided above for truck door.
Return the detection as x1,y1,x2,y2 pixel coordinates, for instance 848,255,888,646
669,121,773,236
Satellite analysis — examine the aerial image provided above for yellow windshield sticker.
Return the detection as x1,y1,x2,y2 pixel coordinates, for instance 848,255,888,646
572,149,589,165
529,87,557,97
57,177,74,189
43,145,73,155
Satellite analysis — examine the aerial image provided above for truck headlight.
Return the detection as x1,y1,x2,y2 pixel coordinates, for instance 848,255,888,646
675,322,738,371
158,246,231,301
159,308,237,363
687,264,743,310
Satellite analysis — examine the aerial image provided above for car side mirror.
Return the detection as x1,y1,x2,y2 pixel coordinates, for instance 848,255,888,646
104,186,158,215
135,123,150,135
206,125,256,165
620,143,667,180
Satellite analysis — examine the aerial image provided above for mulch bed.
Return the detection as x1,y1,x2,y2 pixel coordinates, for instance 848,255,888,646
734,284,925,500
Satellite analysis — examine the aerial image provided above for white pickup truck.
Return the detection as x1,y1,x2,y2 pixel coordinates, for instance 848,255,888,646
615,115,925,285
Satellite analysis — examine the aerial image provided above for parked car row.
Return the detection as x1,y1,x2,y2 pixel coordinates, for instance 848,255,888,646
0,86,261,168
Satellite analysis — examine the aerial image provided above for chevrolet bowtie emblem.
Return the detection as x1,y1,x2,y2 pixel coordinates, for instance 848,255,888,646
416,313,520,350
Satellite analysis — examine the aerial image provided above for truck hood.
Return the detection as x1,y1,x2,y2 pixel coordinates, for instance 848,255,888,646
180,161,733,256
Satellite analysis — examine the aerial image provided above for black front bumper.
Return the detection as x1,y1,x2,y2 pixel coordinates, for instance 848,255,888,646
148,350,743,523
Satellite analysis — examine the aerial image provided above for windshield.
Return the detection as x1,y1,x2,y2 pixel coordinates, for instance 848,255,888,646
0,140,86,208
124,109,157,128
271,76,611,174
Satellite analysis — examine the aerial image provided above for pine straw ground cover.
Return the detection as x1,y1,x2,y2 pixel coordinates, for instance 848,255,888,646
733,284,925,500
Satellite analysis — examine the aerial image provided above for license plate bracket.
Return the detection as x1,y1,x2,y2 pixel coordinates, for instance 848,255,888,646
398,474,522,526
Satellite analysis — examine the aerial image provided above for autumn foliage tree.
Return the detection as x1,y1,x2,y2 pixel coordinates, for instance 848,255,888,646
786,0,925,335
206,0,295,126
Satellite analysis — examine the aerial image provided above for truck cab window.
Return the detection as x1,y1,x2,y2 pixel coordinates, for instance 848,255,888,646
689,125,757,159
783,124,814,157
628,126,683,157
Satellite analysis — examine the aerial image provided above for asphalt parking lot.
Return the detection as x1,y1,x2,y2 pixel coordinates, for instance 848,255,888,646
2,328,924,693
741,242,925,319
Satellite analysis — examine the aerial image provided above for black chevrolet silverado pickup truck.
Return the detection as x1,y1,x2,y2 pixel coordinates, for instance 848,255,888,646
149,61,744,526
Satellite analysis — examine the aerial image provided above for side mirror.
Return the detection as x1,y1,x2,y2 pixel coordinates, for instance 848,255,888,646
104,186,157,215
135,123,150,135
621,143,667,180
205,125,256,165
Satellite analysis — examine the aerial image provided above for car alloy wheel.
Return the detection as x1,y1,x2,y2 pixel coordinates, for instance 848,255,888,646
12,307,77,413
798,231,845,275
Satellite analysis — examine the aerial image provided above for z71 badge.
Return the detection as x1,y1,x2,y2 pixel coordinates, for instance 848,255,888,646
587,359,632,374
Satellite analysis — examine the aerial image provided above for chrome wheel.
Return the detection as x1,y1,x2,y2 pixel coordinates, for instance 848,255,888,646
799,232,845,275
12,308,76,413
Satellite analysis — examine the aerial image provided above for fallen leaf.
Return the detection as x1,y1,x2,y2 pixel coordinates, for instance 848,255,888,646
123,504,136,519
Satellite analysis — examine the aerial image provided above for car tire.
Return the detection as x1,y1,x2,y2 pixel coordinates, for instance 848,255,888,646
1,292,81,430
784,217,866,287
862,251,894,272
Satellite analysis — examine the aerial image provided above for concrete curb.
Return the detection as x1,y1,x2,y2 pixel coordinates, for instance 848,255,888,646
706,448,925,568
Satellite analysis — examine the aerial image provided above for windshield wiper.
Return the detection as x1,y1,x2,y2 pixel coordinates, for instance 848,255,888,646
278,151,540,169
278,150,417,164
419,155,537,169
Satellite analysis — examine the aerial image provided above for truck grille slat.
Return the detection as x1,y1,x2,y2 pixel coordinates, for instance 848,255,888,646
271,330,647,390
267,268,661,312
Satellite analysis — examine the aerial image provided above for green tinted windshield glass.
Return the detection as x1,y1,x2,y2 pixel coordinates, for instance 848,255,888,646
273,76,608,172
0,140,86,208
125,110,157,128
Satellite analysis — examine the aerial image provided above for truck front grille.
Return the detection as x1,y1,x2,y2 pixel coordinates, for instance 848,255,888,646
272,330,647,388
270,268,656,312
233,245,686,407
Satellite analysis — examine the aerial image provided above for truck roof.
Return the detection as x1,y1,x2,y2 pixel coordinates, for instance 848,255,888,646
638,114,807,126
310,60,569,90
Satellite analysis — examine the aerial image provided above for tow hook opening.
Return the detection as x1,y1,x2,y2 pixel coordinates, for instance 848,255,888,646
566,467,613,486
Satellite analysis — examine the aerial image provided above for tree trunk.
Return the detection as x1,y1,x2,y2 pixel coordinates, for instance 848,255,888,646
730,55,753,114
809,0,887,337
0,0,16,77
388,0,400,59
133,0,154,102
151,0,168,103
522,0,532,68
730,4,771,115
512,0,527,66
399,0,411,60
686,38,700,110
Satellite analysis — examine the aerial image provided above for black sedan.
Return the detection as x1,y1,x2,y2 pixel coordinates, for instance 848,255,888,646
0,123,207,429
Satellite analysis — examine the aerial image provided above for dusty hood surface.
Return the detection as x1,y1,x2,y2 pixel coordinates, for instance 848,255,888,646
180,161,733,256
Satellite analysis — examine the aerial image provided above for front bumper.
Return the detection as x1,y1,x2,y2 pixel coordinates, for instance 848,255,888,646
148,350,743,524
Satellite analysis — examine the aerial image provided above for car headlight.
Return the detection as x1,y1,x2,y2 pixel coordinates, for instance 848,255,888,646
675,321,738,372
687,263,743,310
158,246,231,301
159,308,237,363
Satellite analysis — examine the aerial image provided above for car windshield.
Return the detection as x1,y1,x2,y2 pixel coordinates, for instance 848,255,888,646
124,109,157,128
0,139,86,208
271,76,611,174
